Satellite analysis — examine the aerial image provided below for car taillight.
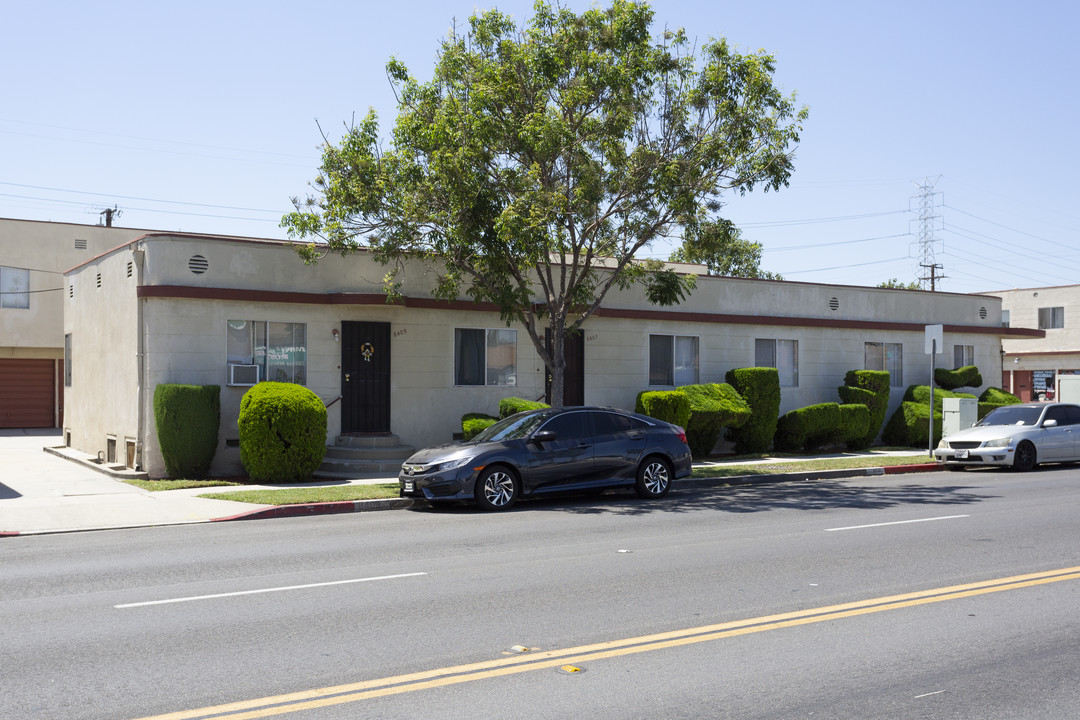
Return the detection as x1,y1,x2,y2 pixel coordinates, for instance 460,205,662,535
675,426,687,445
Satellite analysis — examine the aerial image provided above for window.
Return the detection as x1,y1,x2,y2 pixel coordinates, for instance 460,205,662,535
755,338,799,387
64,334,72,387
455,328,517,386
1001,310,1010,328
865,341,903,387
0,266,29,309
1038,306,1064,329
953,344,974,369
226,320,307,385
649,335,698,386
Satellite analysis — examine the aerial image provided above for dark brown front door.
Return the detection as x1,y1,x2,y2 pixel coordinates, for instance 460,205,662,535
545,328,585,406
341,321,391,433
0,359,55,428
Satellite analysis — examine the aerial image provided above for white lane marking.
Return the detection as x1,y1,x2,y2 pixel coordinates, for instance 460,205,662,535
115,572,427,608
915,690,947,699
825,515,969,532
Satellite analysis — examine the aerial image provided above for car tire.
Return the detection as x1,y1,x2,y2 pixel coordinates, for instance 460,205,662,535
1012,441,1038,472
474,465,519,511
635,456,672,499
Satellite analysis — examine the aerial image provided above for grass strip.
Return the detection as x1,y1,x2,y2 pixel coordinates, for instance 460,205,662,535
691,455,931,478
197,483,401,505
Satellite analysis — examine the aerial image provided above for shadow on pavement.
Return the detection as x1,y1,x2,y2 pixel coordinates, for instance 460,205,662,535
0,482,21,500
410,479,997,517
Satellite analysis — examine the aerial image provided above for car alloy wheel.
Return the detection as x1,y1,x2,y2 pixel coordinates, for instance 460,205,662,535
475,466,518,511
635,456,672,499
1012,440,1037,472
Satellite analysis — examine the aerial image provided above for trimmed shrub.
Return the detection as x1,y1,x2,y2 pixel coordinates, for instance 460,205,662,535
678,383,751,458
462,413,498,440
774,403,840,452
238,382,327,483
498,397,550,418
935,365,983,390
635,390,691,429
979,387,1020,405
724,367,781,454
902,385,977,413
839,370,891,450
153,384,220,478
882,401,943,447
836,403,872,445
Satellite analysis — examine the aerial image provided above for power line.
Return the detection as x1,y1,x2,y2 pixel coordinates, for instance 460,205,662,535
0,192,284,223
764,232,909,252
0,181,286,214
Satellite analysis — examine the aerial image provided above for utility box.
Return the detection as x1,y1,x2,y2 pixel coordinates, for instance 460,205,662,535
943,397,978,436
1057,375,1080,403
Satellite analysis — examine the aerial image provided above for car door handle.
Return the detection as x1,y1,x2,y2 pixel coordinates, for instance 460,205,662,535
578,442,593,449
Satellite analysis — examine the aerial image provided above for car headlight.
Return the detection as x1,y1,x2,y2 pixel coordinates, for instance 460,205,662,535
980,437,1012,448
431,456,473,473
937,439,948,449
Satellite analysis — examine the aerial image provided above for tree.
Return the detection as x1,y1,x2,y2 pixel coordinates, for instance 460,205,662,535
282,0,807,405
877,278,922,289
669,219,782,279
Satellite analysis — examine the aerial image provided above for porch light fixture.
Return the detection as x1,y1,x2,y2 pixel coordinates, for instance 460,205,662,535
332,328,340,342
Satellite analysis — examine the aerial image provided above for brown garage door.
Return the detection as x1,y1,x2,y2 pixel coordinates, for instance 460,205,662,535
0,359,55,428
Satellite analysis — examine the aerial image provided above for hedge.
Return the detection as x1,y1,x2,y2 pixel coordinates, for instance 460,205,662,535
238,382,327,483
979,387,1020,405
836,403,872,446
678,383,751,458
774,403,841,452
838,370,891,450
902,385,977,413
498,397,550,418
882,401,943,447
462,413,498,440
935,365,983,390
153,384,220,478
724,367,781,454
635,390,691,429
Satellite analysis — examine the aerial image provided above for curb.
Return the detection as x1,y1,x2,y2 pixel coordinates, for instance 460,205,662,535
212,497,415,522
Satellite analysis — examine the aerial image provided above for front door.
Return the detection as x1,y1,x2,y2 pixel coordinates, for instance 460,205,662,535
341,321,391,434
545,328,585,406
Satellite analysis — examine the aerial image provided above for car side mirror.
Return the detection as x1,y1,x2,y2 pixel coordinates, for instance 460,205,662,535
1043,419,1058,428
530,430,557,444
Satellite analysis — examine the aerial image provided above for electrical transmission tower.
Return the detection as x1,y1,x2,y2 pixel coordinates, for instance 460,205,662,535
910,176,945,290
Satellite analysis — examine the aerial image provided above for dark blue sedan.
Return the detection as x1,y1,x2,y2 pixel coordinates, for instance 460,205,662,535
399,406,692,510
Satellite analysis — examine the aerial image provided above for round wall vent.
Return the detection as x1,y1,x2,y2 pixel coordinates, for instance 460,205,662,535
828,297,839,311
188,255,209,274
979,306,988,319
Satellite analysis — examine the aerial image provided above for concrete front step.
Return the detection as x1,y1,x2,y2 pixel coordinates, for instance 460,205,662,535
323,444,416,461
314,456,405,477
334,434,408,449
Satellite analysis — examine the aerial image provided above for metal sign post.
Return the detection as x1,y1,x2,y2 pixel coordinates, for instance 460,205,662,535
925,325,943,459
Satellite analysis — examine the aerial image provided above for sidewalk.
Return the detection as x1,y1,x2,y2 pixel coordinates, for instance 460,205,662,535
0,429,934,537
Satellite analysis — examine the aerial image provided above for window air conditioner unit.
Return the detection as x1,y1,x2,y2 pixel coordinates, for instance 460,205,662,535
228,364,260,386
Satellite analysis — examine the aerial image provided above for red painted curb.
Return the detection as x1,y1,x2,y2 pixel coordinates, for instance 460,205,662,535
883,463,939,474
212,501,362,522
0,531,20,537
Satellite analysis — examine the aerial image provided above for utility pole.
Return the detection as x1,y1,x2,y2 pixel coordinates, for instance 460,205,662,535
99,205,121,227
910,177,944,290
919,262,946,291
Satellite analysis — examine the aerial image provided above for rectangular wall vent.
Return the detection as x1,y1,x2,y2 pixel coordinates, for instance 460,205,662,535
74,239,87,249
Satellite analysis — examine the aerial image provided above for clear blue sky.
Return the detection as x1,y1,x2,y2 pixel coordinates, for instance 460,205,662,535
3,0,1077,293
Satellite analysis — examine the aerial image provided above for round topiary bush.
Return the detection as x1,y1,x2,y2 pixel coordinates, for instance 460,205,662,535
238,382,328,483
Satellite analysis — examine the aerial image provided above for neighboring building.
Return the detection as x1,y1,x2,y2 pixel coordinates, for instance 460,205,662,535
63,231,1038,477
0,218,148,428
990,284,1080,400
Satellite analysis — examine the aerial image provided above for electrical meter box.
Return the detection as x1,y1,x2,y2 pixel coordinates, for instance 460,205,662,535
942,397,978,436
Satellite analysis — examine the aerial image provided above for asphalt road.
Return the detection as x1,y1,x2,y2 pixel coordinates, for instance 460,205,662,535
3,467,1080,719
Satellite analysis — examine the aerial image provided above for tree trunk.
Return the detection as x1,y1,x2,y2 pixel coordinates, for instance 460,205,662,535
546,321,566,407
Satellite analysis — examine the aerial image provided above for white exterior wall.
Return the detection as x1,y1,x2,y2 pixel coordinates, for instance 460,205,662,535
65,233,1014,477
63,244,141,461
0,218,144,359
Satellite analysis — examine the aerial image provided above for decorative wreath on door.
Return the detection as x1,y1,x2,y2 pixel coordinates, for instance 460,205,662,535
360,342,375,362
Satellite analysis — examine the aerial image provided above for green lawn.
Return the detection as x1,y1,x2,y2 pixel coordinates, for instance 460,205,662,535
197,483,401,505
691,454,932,478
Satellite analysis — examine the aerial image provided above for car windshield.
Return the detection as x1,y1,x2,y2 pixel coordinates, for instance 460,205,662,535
976,405,1043,427
471,411,554,442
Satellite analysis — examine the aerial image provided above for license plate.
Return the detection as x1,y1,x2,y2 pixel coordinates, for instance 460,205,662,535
404,480,414,492
954,449,968,459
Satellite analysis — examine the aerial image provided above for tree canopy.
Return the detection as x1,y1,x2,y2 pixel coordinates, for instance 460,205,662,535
669,219,782,280
282,0,806,404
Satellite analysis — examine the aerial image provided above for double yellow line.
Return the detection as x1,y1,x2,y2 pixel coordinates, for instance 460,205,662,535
135,566,1080,720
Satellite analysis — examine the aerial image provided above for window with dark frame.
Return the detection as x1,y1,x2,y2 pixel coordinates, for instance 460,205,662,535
865,341,903,387
755,338,799,387
454,328,517,386
1038,306,1064,329
649,334,698,386
226,320,307,385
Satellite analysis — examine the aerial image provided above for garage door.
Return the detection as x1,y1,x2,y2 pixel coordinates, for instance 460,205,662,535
0,359,55,428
